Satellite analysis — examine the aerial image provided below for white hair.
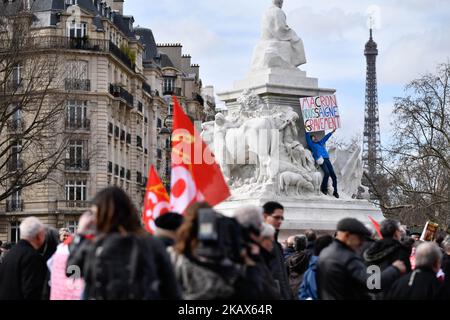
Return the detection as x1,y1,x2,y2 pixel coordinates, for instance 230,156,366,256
20,217,45,240
233,205,264,231
261,223,276,239
415,242,442,269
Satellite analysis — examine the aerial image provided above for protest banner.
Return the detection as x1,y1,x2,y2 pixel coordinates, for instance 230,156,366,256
300,95,341,133
420,221,439,242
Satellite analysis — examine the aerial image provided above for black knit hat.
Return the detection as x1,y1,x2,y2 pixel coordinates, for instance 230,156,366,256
154,212,184,231
337,218,371,237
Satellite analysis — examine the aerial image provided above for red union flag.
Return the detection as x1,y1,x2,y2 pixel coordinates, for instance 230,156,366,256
142,166,171,234
368,215,383,239
170,96,230,213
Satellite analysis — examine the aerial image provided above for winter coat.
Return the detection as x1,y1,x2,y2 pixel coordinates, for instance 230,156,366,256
68,233,181,300
305,132,333,160
442,254,450,299
168,248,236,300
317,239,401,300
298,255,318,300
283,247,295,260
286,250,311,298
385,267,445,300
363,238,412,273
0,240,46,300
268,237,293,300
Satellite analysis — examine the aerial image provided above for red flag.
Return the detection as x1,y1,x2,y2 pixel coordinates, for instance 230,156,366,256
170,96,230,213
142,166,171,234
368,215,383,239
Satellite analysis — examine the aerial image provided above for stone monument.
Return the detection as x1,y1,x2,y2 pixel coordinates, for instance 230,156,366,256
208,0,383,238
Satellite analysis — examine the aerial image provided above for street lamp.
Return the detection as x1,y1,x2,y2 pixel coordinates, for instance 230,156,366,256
158,114,173,191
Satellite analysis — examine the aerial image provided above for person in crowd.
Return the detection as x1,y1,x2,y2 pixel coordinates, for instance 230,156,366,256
47,231,84,300
154,212,184,248
410,232,421,242
0,242,12,264
386,242,445,300
305,128,339,198
305,229,317,256
263,201,293,299
283,236,297,260
440,236,450,297
40,227,61,300
364,219,412,277
299,234,334,300
59,228,71,243
67,187,181,300
233,205,281,299
317,218,406,300
286,234,311,298
169,202,243,300
358,223,378,258
0,217,47,300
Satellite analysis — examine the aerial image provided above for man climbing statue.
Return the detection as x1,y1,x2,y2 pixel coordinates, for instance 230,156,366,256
305,128,339,198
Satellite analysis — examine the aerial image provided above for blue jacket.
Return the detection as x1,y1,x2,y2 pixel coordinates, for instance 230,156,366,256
305,132,333,160
298,255,318,300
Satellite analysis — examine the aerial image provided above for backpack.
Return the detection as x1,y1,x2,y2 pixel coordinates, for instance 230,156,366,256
85,233,160,300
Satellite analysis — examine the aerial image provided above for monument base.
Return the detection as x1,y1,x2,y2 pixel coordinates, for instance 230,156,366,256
216,196,383,240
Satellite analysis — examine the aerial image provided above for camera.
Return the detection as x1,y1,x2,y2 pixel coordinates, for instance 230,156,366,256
196,208,246,267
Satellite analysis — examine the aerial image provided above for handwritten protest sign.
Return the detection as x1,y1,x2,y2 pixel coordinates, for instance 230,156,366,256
300,95,341,133
420,221,439,242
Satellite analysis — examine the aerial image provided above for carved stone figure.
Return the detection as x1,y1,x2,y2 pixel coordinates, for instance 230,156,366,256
251,0,307,70
279,171,314,196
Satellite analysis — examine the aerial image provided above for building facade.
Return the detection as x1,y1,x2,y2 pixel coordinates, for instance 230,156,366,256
0,0,214,243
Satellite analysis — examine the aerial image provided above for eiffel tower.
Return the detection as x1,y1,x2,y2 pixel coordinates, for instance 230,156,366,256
362,26,382,186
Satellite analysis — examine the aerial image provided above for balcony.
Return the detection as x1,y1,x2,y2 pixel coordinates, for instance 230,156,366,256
65,118,90,131
64,159,90,171
109,84,134,107
163,87,182,96
108,41,135,71
194,93,204,105
142,82,152,96
65,78,91,92
57,200,90,210
5,200,24,212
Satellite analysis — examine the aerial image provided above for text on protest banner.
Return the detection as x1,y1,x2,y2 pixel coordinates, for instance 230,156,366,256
300,95,341,133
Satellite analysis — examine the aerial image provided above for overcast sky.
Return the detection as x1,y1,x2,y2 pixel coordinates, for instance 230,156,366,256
124,0,450,146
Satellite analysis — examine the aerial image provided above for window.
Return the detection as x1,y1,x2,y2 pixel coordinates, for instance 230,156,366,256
168,104,173,115
137,136,142,148
108,161,113,173
163,77,175,94
67,101,87,128
65,180,87,203
115,126,120,138
10,222,20,244
66,0,78,6
10,140,22,171
157,118,162,128
68,140,84,166
108,122,113,135
66,221,78,234
11,63,22,85
66,60,88,80
68,21,87,38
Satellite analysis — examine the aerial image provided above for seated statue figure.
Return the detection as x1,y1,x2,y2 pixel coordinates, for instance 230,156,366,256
251,0,307,70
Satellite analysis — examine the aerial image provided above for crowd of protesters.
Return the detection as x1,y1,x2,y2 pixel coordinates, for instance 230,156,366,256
0,186,449,300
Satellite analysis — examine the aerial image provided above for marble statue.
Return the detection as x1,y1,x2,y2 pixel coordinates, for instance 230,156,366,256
203,89,366,200
251,0,307,70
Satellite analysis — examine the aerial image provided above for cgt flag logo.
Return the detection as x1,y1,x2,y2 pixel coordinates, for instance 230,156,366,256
142,166,171,234
170,96,230,214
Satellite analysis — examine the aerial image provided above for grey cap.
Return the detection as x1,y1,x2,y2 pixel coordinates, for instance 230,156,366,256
337,218,371,237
